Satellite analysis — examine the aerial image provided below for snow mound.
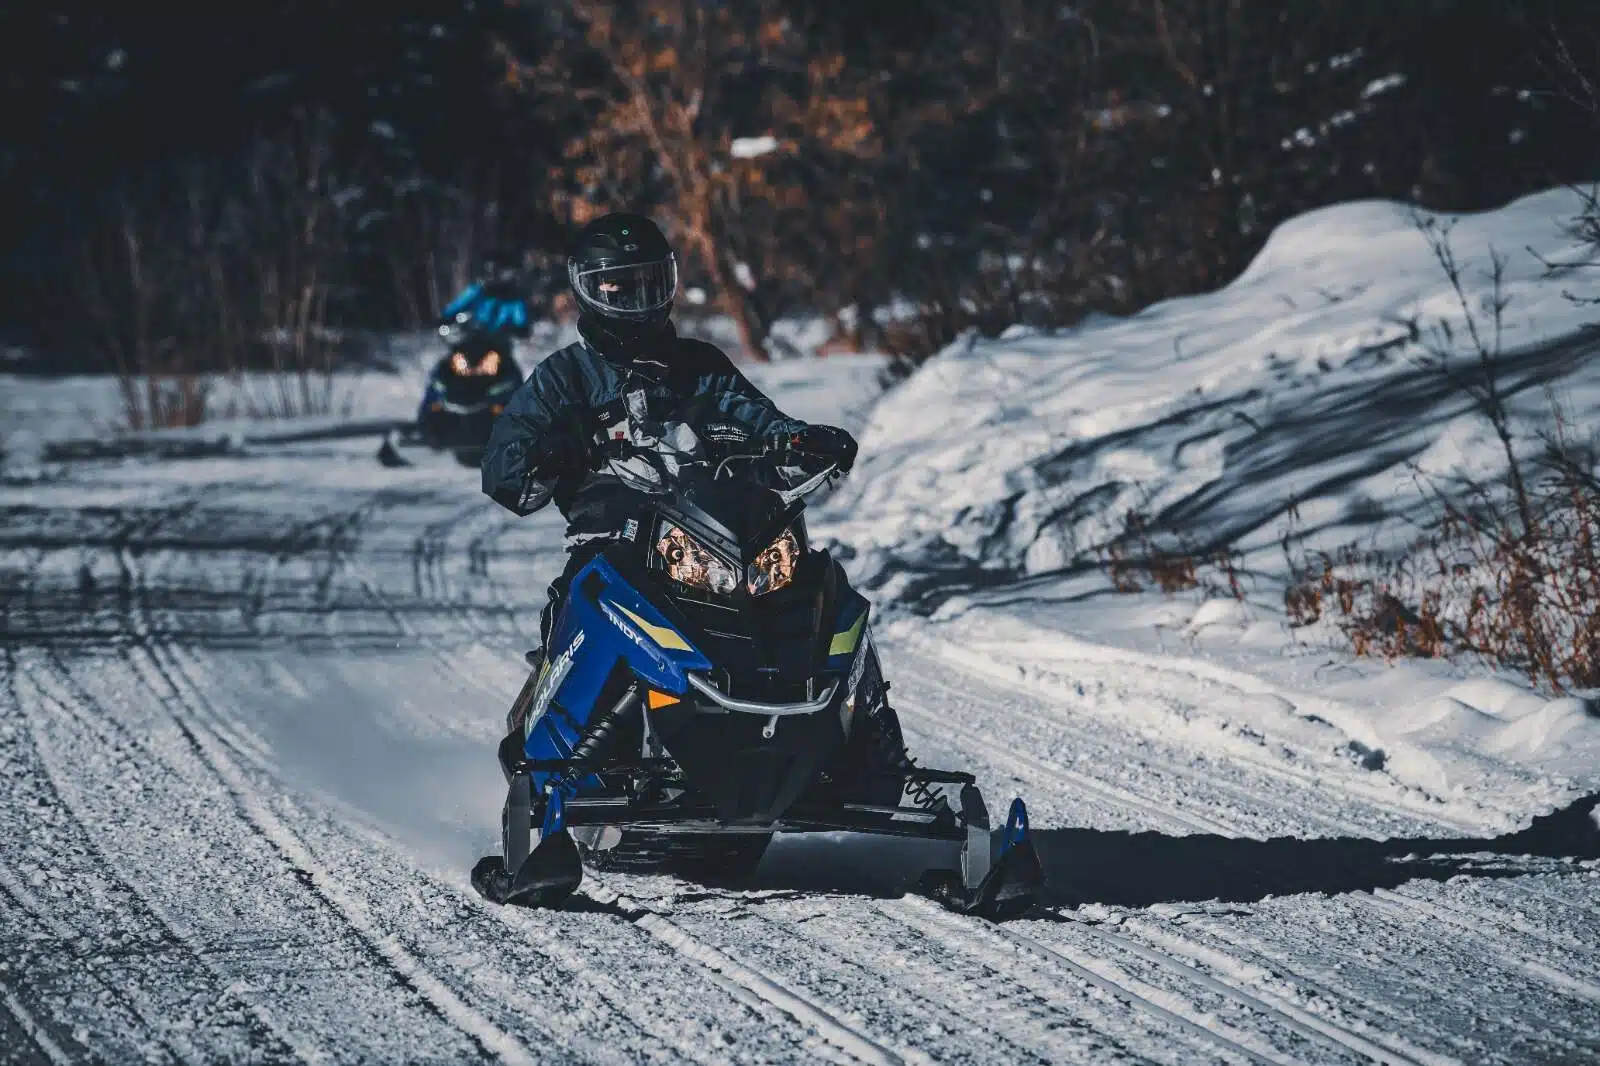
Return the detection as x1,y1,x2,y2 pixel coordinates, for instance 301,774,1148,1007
829,186,1600,581
832,185,1600,828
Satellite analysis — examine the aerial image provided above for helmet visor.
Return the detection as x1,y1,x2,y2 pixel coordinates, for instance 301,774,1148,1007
571,257,678,316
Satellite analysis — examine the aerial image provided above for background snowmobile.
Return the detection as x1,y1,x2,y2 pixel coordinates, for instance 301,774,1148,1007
378,317,523,468
471,404,1043,921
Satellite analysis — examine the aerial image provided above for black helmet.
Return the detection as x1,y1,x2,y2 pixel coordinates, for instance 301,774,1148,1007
567,213,678,326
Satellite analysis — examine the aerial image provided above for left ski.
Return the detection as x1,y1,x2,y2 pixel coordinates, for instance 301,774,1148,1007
919,793,1043,921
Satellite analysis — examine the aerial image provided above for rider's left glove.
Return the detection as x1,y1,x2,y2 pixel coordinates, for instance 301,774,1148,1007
770,424,858,473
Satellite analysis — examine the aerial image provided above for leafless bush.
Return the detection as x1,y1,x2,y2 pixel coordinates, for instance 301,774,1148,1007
384,181,508,332
73,112,358,428
1284,470,1600,691
1281,221,1600,692
1282,544,1449,661
1546,29,1600,301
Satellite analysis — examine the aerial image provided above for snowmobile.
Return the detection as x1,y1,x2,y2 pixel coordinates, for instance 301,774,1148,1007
470,406,1044,921
377,323,523,468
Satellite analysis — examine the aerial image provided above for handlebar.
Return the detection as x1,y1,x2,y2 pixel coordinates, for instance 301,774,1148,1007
593,434,840,501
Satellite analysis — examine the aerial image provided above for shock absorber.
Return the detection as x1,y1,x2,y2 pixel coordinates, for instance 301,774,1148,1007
863,682,944,813
569,685,638,767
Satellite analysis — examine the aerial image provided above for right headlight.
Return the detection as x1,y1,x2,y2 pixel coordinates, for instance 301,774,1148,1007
747,527,800,596
656,524,740,595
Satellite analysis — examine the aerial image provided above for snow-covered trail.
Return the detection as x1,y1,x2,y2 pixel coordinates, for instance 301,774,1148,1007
3,442,1598,1065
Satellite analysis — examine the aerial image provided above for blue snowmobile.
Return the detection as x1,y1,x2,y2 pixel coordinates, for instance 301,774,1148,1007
379,322,524,469
470,406,1043,920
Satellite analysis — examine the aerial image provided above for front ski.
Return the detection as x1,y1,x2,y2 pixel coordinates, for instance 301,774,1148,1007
919,793,1043,921
376,429,414,467
471,832,582,907
472,772,583,907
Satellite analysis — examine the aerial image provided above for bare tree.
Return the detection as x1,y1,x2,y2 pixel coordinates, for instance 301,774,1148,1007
507,0,882,360
1542,23,1600,295
70,111,359,427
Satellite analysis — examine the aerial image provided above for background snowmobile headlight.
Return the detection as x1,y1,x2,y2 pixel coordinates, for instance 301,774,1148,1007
449,351,470,375
747,528,800,596
656,524,739,594
477,350,501,376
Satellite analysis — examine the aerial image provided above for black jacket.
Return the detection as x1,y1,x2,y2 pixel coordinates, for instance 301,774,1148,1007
481,322,803,537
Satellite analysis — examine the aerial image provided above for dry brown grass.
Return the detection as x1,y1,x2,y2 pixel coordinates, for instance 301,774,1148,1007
117,373,211,431
1283,452,1600,693
1100,509,1246,599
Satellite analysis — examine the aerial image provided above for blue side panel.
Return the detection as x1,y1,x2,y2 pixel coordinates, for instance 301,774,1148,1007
522,554,714,796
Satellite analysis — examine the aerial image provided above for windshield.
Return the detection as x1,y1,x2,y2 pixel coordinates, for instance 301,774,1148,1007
597,394,834,503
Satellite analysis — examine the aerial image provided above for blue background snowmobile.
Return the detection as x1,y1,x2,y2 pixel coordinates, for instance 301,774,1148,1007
471,409,1043,920
379,323,524,468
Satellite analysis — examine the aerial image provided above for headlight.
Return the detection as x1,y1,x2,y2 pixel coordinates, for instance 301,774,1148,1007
449,351,470,375
478,350,501,376
656,524,740,594
747,528,800,596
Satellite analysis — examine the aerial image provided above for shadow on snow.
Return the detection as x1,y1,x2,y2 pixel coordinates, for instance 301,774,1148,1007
741,793,1600,911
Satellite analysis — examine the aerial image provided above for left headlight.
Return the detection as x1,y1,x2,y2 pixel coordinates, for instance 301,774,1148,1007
656,524,740,595
747,528,800,596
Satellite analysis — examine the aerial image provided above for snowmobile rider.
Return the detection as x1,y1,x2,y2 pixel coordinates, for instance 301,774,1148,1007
439,251,533,350
480,212,859,652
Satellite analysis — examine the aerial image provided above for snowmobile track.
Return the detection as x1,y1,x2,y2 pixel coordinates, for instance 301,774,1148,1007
1151,905,1583,1062
1031,907,1433,1066
0,981,73,1066
583,882,910,1066
8,450,1600,1063
893,642,1600,1061
905,631,1484,834
126,642,540,1065
7,659,310,1056
1363,888,1600,1005
26,647,520,1064
3,646,307,1065
879,896,1299,1066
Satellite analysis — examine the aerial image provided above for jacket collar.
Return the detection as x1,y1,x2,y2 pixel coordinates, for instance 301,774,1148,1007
578,315,676,381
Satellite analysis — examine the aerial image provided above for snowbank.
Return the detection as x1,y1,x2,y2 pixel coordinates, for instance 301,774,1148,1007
829,187,1600,580
831,186,1600,827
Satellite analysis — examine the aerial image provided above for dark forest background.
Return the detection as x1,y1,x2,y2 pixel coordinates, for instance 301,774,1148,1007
2,1,1597,377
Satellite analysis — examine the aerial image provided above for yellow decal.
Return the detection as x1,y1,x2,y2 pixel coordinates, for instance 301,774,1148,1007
829,612,866,658
614,603,694,652
646,689,681,710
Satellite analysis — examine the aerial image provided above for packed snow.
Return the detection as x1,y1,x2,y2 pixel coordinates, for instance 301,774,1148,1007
2,187,1599,1063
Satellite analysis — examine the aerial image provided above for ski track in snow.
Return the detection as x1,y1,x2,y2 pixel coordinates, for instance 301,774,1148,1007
3,447,1599,1065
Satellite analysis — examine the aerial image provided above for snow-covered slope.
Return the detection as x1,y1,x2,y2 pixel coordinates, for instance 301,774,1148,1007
831,188,1600,579
823,186,1600,826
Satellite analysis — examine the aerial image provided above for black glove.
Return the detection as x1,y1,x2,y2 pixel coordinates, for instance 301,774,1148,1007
769,424,858,473
532,421,593,482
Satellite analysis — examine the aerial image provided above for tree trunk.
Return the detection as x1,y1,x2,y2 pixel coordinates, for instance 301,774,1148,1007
704,251,769,361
